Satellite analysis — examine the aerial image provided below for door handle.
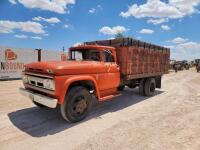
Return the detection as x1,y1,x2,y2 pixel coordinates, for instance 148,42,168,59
106,64,111,73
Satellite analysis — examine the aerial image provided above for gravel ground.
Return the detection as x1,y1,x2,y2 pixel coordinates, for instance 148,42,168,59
0,68,200,150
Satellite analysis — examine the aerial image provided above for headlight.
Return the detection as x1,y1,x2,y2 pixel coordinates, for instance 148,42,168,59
43,79,55,90
22,75,28,84
22,66,27,72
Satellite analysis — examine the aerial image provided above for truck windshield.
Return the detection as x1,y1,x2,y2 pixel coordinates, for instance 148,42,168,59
70,49,100,61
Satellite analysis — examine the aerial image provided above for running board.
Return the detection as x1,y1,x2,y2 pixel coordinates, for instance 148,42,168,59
99,93,122,101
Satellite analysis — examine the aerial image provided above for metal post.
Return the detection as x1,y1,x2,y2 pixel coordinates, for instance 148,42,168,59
35,49,42,62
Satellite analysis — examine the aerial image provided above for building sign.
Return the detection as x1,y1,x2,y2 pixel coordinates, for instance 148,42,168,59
0,47,38,80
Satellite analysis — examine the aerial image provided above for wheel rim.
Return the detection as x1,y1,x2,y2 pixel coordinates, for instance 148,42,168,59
72,96,88,115
150,83,155,93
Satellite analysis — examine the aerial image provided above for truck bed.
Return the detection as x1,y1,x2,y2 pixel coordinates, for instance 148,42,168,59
85,38,170,80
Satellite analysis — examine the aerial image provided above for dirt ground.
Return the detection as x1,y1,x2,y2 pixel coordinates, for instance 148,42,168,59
1,68,200,150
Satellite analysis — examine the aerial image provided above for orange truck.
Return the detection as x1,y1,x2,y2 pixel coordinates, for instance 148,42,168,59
19,38,170,123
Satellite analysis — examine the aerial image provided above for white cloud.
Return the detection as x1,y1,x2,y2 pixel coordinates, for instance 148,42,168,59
73,42,82,47
165,36,200,60
97,5,102,8
161,25,170,31
43,33,49,36
167,37,189,44
170,41,200,60
99,26,127,35
164,45,174,49
32,16,60,23
0,20,45,34
64,24,69,28
120,0,183,19
14,34,27,39
31,36,42,40
169,0,200,16
89,8,96,14
10,0,76,14
9,0,17,4
147,18,168,25
139,29,154,34
107,37,115,40
120,0,200,21
177,41,200,50
88,5,102,14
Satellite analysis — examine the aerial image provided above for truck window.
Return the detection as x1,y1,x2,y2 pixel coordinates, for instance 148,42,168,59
71,51,83,60
70,49,100,61
102,50,114,62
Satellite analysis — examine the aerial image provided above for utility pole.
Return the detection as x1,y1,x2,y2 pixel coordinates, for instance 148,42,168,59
62,46,65,52
35,49,42,62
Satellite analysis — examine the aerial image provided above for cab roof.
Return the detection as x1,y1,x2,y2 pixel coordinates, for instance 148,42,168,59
70,44,116,51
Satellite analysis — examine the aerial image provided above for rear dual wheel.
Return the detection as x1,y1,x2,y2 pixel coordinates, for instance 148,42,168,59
144,78,156,96
139,78,156,96
60,86,92,123
139,79,145,95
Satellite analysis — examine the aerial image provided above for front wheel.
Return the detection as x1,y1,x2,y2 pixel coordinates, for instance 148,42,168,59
60,86,92,123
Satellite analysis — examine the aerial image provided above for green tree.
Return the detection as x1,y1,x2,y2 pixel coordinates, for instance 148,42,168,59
115,32,124,39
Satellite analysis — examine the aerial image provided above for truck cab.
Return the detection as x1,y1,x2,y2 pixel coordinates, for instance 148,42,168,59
69,45,120,96
20,45,120,122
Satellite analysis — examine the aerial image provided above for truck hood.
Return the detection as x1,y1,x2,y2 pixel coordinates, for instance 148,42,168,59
25,61,105,75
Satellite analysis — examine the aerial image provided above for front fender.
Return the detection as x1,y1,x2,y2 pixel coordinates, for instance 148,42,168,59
55,75,100,104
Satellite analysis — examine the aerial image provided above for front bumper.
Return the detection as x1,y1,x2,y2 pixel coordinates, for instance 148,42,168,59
19,88,57,108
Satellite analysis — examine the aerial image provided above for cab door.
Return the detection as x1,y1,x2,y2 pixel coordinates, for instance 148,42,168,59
101,49,120,90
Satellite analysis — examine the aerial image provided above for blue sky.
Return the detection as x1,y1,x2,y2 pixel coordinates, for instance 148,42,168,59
0,0,200,60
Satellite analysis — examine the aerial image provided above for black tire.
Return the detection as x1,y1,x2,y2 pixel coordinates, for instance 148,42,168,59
33,101,47,108
139,79,146,96
60,86,92,123
144,78,156,96
117,85,125,91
